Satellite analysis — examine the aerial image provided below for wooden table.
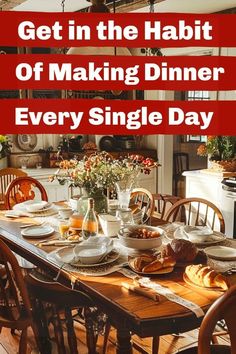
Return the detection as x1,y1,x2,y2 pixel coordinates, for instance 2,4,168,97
0,215,235,354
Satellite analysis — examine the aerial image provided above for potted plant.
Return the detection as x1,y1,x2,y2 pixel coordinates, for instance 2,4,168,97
197,136,236,172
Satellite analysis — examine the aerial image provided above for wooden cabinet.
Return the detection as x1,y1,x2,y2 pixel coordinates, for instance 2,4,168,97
183,170,236,237
27,169,69,202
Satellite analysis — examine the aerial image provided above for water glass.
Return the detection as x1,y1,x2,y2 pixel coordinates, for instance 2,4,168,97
116,208,134,226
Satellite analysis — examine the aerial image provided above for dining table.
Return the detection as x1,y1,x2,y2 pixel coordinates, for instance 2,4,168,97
0,209,236,354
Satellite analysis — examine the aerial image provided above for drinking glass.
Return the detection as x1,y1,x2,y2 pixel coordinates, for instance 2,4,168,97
116,208,134,226
58,220,70,239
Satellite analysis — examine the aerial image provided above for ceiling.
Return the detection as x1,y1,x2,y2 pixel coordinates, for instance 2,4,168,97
134,0,236,13
11,0,236,13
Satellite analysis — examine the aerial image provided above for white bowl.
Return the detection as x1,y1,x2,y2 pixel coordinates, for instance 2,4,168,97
118,225,163,250
58,207,73,219
73,244,107,264
182,225,213,243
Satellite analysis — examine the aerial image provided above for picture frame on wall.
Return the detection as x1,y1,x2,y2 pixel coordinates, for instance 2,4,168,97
184,135,207,142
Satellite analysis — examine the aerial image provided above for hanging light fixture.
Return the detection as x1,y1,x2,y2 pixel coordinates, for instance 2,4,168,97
141,0,163,56
67,0,132,97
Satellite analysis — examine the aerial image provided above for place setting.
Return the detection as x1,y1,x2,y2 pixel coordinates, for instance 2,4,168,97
5,200,58,218
169,224,227,246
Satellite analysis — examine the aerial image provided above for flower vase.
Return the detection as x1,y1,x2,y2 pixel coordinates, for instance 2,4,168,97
77,188,108,215
115,178,134,210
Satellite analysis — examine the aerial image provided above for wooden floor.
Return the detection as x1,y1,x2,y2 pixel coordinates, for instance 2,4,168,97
0,321,230,354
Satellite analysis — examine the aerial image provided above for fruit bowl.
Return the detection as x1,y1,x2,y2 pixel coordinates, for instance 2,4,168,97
117,225,164,250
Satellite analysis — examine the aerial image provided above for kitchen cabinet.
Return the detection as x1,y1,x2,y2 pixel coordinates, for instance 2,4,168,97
183,170,236,237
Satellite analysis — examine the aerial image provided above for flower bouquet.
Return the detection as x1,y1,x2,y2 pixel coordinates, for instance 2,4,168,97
51,151,159,212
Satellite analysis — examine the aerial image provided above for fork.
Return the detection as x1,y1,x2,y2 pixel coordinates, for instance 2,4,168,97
20,222,44,229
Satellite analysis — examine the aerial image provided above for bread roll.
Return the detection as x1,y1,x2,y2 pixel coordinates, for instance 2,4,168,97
142,259,163,273
142,257,176,273
133,255,155,272
185,264,229,290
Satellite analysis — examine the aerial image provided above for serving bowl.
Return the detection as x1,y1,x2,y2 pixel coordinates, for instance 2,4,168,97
118,225,163,250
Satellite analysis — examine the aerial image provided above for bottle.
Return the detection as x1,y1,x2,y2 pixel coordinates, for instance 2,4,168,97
81,198,98,240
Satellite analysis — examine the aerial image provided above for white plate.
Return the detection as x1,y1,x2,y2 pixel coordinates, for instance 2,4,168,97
21,225,55,238
54,246,120,267
13,200,52,212
204,246,236,260
174,226,226,245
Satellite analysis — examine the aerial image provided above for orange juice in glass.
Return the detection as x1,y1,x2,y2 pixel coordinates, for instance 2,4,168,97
58,221,70,239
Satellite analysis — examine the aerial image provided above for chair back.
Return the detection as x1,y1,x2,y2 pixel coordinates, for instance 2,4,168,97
0,168,27,210
5,176,48,210
198,285,236,354
173,152,189,177
153,193,180,220
130,188,154,224
0,238,32,323
164,197,225,233
173,152,189,195
25,272,94,308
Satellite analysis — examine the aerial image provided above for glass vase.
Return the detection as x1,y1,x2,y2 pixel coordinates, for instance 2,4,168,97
77,188,108,215
115,178,134,210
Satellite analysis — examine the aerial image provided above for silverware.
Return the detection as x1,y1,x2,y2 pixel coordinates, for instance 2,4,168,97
20,223,43,229
37,240,79,247
34,237,59,246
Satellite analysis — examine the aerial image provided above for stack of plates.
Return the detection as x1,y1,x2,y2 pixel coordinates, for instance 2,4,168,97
13,200,57,216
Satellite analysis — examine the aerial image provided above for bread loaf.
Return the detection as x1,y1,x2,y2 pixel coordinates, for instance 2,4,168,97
133,255,156,272
142,256,176,273
131,255,176,273
162,239,198,263
185,264,229,290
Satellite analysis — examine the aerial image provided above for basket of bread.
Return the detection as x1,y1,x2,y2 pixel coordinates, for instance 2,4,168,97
129,254,176,275
118,225,163,250
184,264,229,291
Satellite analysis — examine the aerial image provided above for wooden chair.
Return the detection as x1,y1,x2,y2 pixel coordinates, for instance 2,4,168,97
164,197,225,233
152,193,180,220
173,152,189,196
0,238,40,354
177,285,236,354
130,188,155,224
25,272,98,354
5,176,48,210
0,168,27,210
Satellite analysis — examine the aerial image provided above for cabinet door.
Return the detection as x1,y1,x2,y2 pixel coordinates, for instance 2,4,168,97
137,170,157,194
37,179,69,202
